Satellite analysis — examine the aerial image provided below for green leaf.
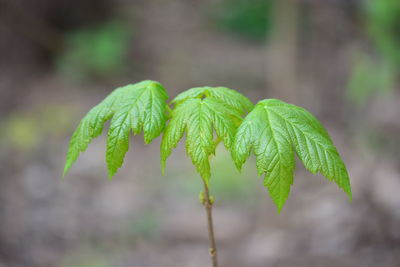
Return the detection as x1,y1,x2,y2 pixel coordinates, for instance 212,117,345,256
161,97,242,185
232,99,352,211
64,80,168,177
172,86,253,115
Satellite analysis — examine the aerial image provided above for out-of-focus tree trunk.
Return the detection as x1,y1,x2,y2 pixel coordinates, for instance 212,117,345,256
265,0,300,103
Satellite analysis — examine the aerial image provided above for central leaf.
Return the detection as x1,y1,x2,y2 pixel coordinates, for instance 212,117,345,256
161,97,243,185
172,86,253,115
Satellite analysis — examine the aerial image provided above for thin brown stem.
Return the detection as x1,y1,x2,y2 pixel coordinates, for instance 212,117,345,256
203,181,218,267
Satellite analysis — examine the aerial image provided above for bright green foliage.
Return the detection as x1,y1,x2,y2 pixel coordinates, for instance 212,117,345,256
161,97,243,185
63,80,168,177
64,81,351,212
232,99,352,211
172,86,253,115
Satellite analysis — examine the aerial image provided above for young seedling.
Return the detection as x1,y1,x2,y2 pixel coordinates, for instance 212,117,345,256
64,80,351,267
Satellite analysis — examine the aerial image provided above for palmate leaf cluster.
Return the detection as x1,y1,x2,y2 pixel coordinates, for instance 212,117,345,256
63,80,168,177
232,99,351,211
64,80,352,210
161,87,253,185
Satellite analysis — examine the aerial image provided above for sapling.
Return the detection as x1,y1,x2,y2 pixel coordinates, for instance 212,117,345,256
64,80,351,267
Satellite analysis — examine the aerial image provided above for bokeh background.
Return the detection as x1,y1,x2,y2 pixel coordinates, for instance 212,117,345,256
0,0,399,266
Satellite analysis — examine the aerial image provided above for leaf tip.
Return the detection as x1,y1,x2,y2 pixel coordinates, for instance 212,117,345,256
232,154,244,172
161,160,166,176
346,188,353,203
107,167,117,180
144,133,156,145
273,199,287,214
62,162,71,178
276,205,284,214
234,162,243,172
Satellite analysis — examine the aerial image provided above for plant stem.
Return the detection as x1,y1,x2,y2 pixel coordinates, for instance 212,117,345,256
203,181,218,267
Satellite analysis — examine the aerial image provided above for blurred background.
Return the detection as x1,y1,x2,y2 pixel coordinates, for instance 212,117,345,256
0,0,399,266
